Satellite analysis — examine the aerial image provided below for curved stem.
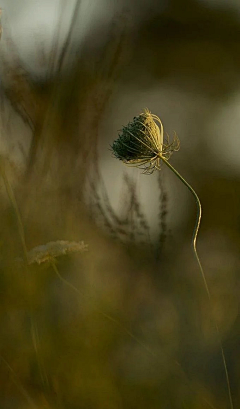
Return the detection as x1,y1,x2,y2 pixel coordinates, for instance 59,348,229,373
160,155,233,409
160,156,209,294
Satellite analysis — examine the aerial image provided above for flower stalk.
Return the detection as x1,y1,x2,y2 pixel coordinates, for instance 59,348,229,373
111,109,233,409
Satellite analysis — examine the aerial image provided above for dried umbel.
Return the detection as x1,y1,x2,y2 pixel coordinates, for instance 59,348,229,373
27,240,88,265
111,109,233,409
111,109,180,174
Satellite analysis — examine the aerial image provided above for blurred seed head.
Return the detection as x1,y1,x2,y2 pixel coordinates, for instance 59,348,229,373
27,240,88,265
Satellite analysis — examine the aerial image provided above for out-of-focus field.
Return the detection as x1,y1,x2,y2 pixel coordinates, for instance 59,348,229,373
1,1,240,408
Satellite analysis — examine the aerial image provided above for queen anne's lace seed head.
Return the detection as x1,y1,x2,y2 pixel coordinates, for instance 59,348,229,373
27,240,88,265
111,109,180,174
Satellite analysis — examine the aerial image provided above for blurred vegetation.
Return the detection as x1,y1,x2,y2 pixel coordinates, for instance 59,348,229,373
1,0,240,408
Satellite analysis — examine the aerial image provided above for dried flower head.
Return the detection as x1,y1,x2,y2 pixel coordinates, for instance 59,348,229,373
111,108,180,173
111,109,233,408
27,240,88,265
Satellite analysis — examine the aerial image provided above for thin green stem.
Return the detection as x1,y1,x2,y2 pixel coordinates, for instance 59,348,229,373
160,155,233,409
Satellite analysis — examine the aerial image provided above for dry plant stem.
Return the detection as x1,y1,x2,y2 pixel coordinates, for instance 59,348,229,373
1,356,38,409
0,165,28,262
51,260,218,409
160,154,233,409
0,164,49,391
51,260,156,358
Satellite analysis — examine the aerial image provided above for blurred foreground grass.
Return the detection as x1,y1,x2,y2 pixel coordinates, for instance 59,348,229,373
0,128,239,409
